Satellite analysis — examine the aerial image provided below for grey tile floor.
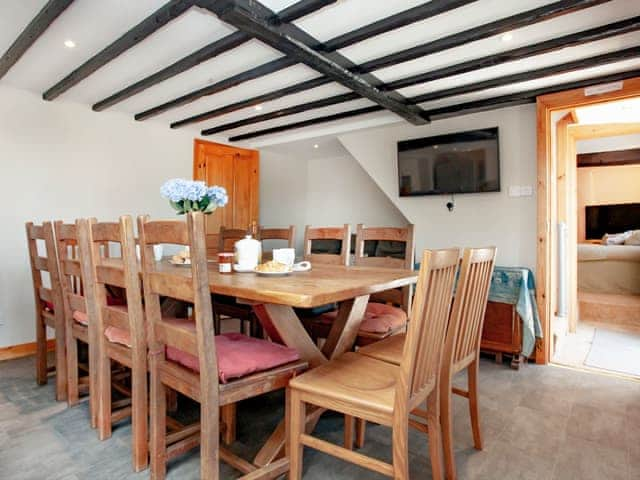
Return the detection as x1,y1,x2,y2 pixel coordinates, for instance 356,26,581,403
1,355,638,479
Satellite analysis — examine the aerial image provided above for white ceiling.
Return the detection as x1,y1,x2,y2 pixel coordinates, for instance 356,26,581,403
1,0,639,147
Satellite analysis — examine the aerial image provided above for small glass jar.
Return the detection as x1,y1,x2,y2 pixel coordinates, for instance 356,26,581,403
218,252,234,273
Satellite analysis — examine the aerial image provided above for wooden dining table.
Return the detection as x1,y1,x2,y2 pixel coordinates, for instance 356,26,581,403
155,260,418,469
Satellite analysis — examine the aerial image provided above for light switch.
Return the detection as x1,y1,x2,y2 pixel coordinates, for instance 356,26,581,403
508,186,521,197
520,185,533,196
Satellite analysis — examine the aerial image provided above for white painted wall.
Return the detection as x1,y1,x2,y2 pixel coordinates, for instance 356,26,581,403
338,104,538,270
0,85,194,348
259,150,407,253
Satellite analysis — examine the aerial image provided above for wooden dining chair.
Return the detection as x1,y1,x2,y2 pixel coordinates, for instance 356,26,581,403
303,224,351,266
259,225,295,247
358,247,497,479
138,212,307,480
212,224,261,339
78,216,149,472
54,221,97,427
258,225,296,259
309,224,415,347
25,221,67,401
287,248,459,480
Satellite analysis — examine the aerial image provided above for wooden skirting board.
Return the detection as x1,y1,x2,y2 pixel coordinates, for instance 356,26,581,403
579,292,640,333
0,339,56,362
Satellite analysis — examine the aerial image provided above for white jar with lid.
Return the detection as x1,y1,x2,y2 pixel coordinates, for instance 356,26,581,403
234,235,262,269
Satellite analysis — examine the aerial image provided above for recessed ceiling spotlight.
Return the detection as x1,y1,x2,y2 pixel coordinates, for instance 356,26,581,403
313,144,319,149
433,145,439,149
501,32,513,42
64,39,76,48
254,104,263,111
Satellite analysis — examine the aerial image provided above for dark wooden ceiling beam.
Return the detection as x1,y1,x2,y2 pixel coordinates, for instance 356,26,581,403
200,47,640,135
202,0,430,125
229,68,640,141
425,68,640,119
229,106,384,141
92,0,336,111
322,0,478,51
93,31,248,111
173,0,615,129
356,0,611,74
386,15,640,91
135,56,296,120
170,76,329,128
42,0,194,101
145,0,473,123
0,0,74,80
411,46,640,104
201,92,360,135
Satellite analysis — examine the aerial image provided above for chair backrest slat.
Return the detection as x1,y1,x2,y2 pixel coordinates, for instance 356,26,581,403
445,247,497,373
259,225,296,247
95,264,126,289
218,226,250,253
396,249,459,406
102,305,130,331
303,224,350,266
354,224,415,312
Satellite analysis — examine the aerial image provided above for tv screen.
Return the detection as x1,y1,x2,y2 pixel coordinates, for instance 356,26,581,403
397,127,500,196
585,203,640,239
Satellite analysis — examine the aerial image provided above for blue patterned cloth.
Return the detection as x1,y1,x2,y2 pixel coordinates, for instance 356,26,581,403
488,267,542,357
414,264,542,356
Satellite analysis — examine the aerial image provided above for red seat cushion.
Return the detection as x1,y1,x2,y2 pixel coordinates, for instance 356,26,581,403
43,301,55,313
165,323,300,383
319,302,407,334
72,310,89,326
103,306,138,347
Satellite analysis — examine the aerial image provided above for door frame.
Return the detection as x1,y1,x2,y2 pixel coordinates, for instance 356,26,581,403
536,76,640,364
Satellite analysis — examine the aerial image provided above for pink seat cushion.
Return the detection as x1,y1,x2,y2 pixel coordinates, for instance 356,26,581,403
319,302,407,334
72,310,89,326
165,325,300,383
103,306,138,348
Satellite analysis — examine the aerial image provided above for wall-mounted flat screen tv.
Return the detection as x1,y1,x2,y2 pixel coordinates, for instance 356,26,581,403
397,127,500,196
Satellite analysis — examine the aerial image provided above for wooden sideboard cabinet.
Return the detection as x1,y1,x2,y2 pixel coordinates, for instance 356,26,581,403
481,301,524,369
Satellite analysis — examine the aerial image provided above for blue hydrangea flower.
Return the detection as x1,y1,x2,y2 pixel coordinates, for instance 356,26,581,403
207,186,229,207
184,181,208,202
161,179,228,214
160,178,190,202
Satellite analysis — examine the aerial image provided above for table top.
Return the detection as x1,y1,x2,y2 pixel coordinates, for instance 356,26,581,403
153,261,418,308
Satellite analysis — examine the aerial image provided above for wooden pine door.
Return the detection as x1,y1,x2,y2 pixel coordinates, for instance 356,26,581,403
193,140,259,253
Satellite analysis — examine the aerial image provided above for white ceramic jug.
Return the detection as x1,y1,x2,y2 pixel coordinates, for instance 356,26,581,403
234,235,262,269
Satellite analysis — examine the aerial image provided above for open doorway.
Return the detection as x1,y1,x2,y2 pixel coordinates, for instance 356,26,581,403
536,79,640,374
537,83,640,377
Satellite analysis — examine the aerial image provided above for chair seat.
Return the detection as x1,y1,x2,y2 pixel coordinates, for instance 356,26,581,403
318,302,407,334
358,333,405,365
165,323,301,383
73,310,89,326
289,352,397,419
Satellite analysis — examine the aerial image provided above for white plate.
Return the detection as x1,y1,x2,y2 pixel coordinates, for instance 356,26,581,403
292,261,311,272
254,269,293,277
